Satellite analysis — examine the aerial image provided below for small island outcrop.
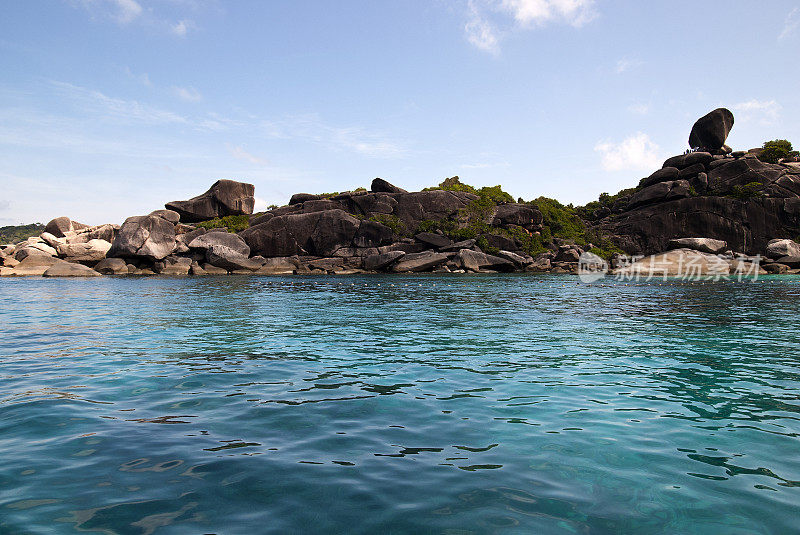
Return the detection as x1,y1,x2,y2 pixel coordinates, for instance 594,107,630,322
3,108,800,278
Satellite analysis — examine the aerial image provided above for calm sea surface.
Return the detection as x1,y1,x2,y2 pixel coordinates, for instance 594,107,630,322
1,274,799,534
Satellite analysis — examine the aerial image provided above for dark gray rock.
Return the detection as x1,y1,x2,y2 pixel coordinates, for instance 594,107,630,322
371,178,407,194
241,209,359,257
392,251,449,272
492,203,543,229
689,108,734,150
289,193,323,205
440,239,477,252
457,249,514,272
166,179,255,222
353,220,393,248
484,233,518,251
415,232,452,249
108,215,177,261
206,244,261,271
641,167,679,188
393,190,475,228
363,250,405,271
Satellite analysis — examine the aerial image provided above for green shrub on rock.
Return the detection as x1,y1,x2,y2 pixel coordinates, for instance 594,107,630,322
194,214,251,233
757,140,799,164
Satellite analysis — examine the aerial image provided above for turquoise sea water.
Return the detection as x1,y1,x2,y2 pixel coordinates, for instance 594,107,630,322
1,274,799,534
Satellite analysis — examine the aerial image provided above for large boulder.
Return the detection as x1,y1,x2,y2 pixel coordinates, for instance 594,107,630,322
165,179,255,222
108,215,177,261
44,217,74,238
363,250,405,271
492,204,543,229
688,108,734,150
393,190,476,228
241,209,360,257
600,195,797,256
614,248,730,278
765,239,800,259
10,254,61,276
457,249,514,272
392,251,449,272
94,258,129,275
371,178,407,194
666,238,727,254
56,239,112,263
188,231,250,257
353,220,393,248
206,244,261,271
43,262,101,277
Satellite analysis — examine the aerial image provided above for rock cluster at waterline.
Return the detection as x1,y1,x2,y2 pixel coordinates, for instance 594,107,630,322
3,108,800,278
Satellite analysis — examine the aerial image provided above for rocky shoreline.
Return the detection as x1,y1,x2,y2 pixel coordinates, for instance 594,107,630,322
3,108,800,278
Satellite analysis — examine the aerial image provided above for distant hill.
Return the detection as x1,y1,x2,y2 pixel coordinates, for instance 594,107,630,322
0,223,45,244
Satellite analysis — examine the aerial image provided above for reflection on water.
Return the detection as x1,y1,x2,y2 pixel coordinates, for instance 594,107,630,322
1,275,799,534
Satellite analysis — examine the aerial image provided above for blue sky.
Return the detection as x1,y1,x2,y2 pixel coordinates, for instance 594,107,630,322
1,0,799,225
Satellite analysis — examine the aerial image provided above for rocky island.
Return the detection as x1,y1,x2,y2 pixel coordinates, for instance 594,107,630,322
3,109,800,278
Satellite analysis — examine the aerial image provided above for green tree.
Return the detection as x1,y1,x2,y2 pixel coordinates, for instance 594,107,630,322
757,139,799,164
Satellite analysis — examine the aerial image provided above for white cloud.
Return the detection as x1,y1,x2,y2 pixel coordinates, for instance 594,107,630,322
627,103,649,115
464,0,596,52
500,0,596,28
122,66,152,87
171,86,203,103
733,99,781,125
595,133,661,172
465,1,499,53
171,19,192,37
51,81,187,125
779,7,800,40
75,0,142,24
261,115,406,158
615,58,642,74
253,197,270,212
228,145,268,166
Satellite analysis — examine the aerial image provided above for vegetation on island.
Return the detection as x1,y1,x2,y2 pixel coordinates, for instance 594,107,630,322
0,223,45,244
757,140,798,164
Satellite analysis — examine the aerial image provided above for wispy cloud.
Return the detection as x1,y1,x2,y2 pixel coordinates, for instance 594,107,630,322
74,0,142,24
227,145,268,166
261,114,406,158
615,57,642,74
501,0,596,28
779,7,800,40
627,103,649,115
733,99,781,125
122,66,152,87
70,0,198,36
51,81,187,125
171,85,203,103
464,0,596,53
595,133,661,172
171,19,193,37
465,1,500,53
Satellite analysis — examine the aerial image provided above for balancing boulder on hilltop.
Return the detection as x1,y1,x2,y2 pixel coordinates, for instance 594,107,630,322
166,179,255,222
688,107,734,152
593,108,800,255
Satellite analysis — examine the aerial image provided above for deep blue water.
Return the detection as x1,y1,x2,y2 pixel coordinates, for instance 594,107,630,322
1,274,799,534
